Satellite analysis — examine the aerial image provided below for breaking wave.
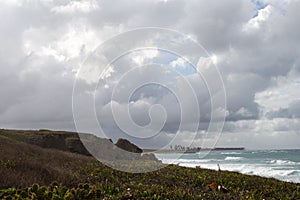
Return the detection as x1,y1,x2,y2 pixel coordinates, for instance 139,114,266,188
155,150,300,183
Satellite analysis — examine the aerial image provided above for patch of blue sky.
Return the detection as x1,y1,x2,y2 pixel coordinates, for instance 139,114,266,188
252,0,267,10
151,50,197,76
251,0,267,17
252,0,288,16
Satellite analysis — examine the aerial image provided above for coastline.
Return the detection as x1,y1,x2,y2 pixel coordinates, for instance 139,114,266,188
143,147,245,154
154,149,300,184
1,129,299,199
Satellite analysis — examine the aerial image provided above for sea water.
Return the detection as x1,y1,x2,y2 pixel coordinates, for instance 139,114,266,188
155,149,300,183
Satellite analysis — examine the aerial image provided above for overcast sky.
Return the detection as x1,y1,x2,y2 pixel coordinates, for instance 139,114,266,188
1,0,300,149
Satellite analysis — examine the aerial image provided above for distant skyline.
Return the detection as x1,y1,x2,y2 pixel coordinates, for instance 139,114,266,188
0,0,300,149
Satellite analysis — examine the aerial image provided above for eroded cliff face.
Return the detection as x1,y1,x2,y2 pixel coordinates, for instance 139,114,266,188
115,138,142,153
0,129,159,162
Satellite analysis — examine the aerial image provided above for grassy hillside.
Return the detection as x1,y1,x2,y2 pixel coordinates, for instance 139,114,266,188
0,129,300,199
0,129,91,155
0,133,97,188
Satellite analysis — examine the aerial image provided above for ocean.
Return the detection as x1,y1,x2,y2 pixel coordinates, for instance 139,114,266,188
155,149,300,183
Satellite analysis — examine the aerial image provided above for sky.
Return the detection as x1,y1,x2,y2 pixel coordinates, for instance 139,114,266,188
0,0,300,149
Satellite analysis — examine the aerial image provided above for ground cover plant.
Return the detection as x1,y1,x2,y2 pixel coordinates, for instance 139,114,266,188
1,129,299,199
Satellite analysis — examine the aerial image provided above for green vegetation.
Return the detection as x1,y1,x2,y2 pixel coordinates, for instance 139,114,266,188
1,129,300,199
0,129,90,155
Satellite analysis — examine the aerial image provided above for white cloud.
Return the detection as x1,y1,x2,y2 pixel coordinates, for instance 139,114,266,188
236,107,254,118
170,57,187,69
51,0,99,14
255,70,300,117
131,49,159,65
242,5,273,32
0,0,300,149
0,0,23,7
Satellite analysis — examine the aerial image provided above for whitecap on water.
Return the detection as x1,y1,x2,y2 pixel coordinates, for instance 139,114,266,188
224,156,244,161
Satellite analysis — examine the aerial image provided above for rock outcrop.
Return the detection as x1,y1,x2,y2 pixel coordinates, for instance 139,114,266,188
115,138,143,153
0,129,159,162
